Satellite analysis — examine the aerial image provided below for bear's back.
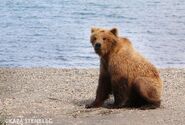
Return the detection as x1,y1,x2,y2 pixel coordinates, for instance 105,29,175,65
109,37,160,82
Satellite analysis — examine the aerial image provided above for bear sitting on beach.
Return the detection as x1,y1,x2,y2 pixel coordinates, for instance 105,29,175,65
86,27,163,109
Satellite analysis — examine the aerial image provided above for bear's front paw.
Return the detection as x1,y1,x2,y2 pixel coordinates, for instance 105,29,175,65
85,102,101,109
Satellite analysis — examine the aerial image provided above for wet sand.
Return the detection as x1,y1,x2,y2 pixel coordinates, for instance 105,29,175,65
0,68,185,125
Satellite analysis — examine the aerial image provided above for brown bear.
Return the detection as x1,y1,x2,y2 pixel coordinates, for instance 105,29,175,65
86,27,163,109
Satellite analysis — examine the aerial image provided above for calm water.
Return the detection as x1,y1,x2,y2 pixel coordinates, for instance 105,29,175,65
0,0,185,67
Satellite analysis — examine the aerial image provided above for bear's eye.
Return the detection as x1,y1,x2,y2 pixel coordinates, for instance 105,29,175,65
103,37,106,41
93,37,97,41
91,37,96,43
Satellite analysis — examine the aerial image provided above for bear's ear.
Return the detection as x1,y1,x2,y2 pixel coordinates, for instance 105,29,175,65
91,27,99,33
110,28,118,36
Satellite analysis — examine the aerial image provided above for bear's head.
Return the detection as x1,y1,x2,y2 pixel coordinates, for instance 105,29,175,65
90,27,118,56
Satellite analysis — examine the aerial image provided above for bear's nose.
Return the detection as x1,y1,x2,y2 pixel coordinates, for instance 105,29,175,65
94,43,101,50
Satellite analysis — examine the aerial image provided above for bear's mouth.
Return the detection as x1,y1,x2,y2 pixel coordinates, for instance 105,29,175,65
94,48,101,54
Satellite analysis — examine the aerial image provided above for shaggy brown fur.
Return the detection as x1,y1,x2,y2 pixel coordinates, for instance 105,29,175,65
86,27,163,109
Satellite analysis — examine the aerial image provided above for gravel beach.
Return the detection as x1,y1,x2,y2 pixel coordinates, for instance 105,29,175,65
0,68,185,125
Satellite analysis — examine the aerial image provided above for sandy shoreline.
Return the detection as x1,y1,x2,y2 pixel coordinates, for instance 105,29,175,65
0,68,185,125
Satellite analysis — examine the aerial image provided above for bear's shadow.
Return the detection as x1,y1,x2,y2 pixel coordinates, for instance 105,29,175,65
72,98,164,110
72,97,115,109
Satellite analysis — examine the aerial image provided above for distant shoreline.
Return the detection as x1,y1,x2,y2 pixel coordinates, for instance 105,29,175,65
0,67,185,69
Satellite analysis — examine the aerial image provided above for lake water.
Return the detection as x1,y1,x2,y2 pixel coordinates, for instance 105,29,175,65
0,0,185,67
